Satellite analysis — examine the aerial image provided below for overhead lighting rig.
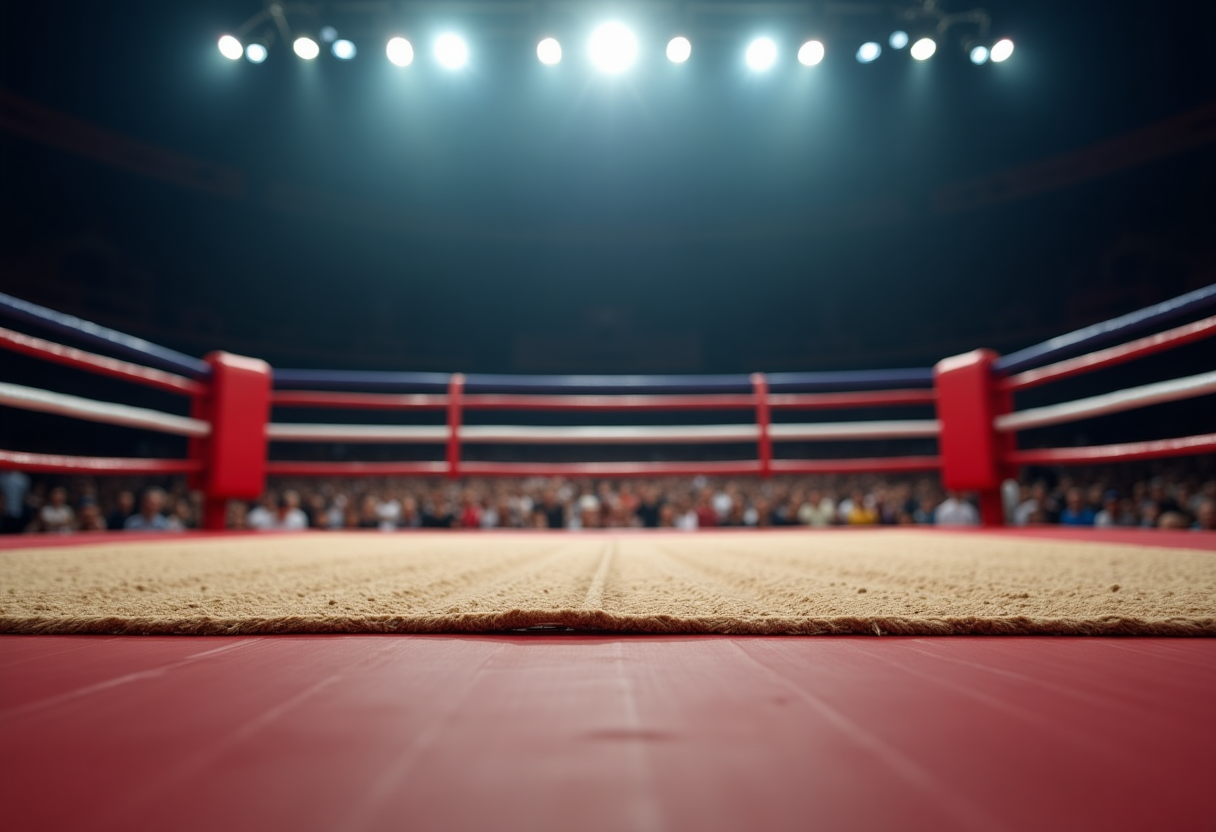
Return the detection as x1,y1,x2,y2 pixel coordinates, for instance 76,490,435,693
216,1,1013,71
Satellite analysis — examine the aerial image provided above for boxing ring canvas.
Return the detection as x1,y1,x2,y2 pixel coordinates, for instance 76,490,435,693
2,288,1215,831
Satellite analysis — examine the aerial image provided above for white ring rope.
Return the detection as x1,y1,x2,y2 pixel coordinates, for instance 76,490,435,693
996,370,1216,433
0,381,210,438
265,420,940,444
266,423,448,443
770,420,940,441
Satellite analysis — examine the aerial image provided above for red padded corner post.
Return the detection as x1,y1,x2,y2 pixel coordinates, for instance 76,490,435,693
194,352,272,530
934,349,1012,526
750,372,772,478
446,373,465,480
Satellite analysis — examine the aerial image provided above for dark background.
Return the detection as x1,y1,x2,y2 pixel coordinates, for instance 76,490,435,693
0,0,1213,461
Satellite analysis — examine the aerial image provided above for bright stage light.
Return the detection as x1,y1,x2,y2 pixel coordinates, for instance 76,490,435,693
797,40,824,66
745,38,777,71
856,42,881,63
588,23,637,74
537,37,562,65
667,36,691,63
245,43,268,63
435,34,469,69
970,45,989,64
218,35,243,60
990,38,1014,62
293,37,320,60
910,37,936,60
332,39,356,60
386,37,414,67
889,31,909,49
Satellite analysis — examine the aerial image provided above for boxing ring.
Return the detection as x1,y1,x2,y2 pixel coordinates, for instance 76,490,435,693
2,288,1215,832
1,284,1214,528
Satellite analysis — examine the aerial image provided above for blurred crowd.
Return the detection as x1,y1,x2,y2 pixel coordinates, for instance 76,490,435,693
2,468,1213,535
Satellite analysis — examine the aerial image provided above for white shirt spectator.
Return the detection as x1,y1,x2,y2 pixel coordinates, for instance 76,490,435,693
39,503,75,533
375,498,401,532
278,508,309,530
247,505,275,530
936,496,979,526
798,498,836,527
1013,499,1039,527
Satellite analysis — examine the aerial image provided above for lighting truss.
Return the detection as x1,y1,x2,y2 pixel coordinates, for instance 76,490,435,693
217,0,1012,67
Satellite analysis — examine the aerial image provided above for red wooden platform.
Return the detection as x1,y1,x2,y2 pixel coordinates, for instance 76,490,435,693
1,634,1213,832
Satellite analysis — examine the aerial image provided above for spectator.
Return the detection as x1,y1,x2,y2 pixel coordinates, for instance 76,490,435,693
1,470,31,522
38,487,76,534
77,499,107,532
845,490,878,525
1094,490,1130,528
247,494,277,530
636,485,662,528
936,491,979,526
799,489,835,527
106,490,136,530
422,492,456,528
1194,499,1215,531
276,491,309,530
1059,487,1096,526
125,488,172,531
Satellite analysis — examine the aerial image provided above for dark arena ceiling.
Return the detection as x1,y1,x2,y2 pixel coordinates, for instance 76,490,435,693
0,0,1213,374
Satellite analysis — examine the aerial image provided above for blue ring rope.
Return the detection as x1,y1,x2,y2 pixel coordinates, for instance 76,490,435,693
994,283,1216,375
0,292,211,379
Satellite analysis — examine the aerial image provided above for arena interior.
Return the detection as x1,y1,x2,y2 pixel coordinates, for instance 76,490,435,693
1,1,1214,830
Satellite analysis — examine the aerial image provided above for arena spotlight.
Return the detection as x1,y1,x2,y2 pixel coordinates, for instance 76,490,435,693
666,36,692,63
797,40,825,66
990,38,1014,62
434,33,469,69
537,37,562,65
332,39,356,60
320,26,338,44
856,42,881,63
889,30,909,49
293,36,320,60
588,22,638,74
245,42,268,64
218,34,243,60
910,37,936,60
969,44,989,64
386,37,414,67
745,37,778,71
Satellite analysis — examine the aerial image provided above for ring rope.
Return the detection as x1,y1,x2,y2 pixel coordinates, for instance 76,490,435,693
264,420,940,445
995,370,1216,433
0,449,203,475
1007,433,1216,466
999,315,1216,393
268,389,937,411
0,382,211,438
0,326,204,397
